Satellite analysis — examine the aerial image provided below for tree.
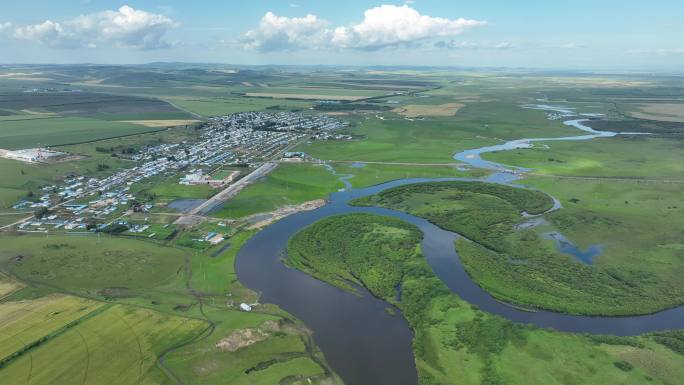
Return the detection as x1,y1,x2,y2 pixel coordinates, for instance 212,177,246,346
34,207,49,219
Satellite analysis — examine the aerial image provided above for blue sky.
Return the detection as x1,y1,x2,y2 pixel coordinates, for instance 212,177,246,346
1,1,682,70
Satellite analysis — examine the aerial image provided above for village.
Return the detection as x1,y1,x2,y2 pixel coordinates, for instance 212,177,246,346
8,111,348,240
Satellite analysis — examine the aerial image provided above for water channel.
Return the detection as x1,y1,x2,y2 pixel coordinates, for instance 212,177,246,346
234,105,679,385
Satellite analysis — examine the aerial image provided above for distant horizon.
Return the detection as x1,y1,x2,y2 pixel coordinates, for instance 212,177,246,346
2,62,683,76
1,1,682,71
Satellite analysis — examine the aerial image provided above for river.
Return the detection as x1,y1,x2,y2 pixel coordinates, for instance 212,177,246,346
234,104,678,385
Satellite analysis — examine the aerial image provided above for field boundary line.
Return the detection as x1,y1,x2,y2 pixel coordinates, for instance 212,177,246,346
0,303,112,371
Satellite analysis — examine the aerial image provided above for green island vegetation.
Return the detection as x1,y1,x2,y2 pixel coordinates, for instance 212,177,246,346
287,213,684,385
351,180,684,316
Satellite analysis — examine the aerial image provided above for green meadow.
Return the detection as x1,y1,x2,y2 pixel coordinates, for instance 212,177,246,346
212,163,343,218
483,136,684,178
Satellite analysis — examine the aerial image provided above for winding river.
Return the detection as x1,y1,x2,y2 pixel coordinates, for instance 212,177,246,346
234,105,681,385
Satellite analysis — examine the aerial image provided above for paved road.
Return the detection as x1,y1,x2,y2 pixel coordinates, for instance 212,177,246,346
181,162,279,219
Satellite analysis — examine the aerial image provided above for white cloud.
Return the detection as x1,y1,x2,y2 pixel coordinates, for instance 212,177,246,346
243,11,330,52
332,5,486,50
12,5,176,50
493,41,515,49
243,4,486,52
0,22,12,32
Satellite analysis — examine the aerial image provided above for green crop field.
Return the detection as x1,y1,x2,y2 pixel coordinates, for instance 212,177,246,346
287,213,684,385
0,116,161,149
0,301,206,385
0,294,103,361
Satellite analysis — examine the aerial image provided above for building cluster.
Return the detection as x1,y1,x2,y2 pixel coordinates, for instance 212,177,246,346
10,111,348,233
180,169,240,187
0,148,66,164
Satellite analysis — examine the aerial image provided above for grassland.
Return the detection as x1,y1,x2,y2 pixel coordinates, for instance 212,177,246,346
331,162,481,188
514,177,684,313
287,213,684,385
0,235,187,297
212,163,343,219
483,136,684,179
352,180,684,315
296,101,576,164
164,307,331,385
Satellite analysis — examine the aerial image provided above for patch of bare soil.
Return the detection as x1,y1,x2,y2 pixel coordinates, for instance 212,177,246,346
215,328,268,352
246,199,326,230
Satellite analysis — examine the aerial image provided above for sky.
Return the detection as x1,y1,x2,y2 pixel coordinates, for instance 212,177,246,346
1,0,683,71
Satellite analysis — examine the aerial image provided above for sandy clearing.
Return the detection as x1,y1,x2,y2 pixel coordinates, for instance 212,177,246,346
121,119,201,127
627,103,684,122
244,92,365,101
246,199,326,230
393,103,465,118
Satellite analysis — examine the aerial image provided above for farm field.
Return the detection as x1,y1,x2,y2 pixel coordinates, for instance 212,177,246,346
0,116,160,149
0,300,206,385
0,272,23,298
0,294,102,361
287,213,684,385
622,102,684,122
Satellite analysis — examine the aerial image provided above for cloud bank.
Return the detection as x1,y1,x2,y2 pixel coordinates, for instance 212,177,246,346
243,4,486,52
12,5,176,50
